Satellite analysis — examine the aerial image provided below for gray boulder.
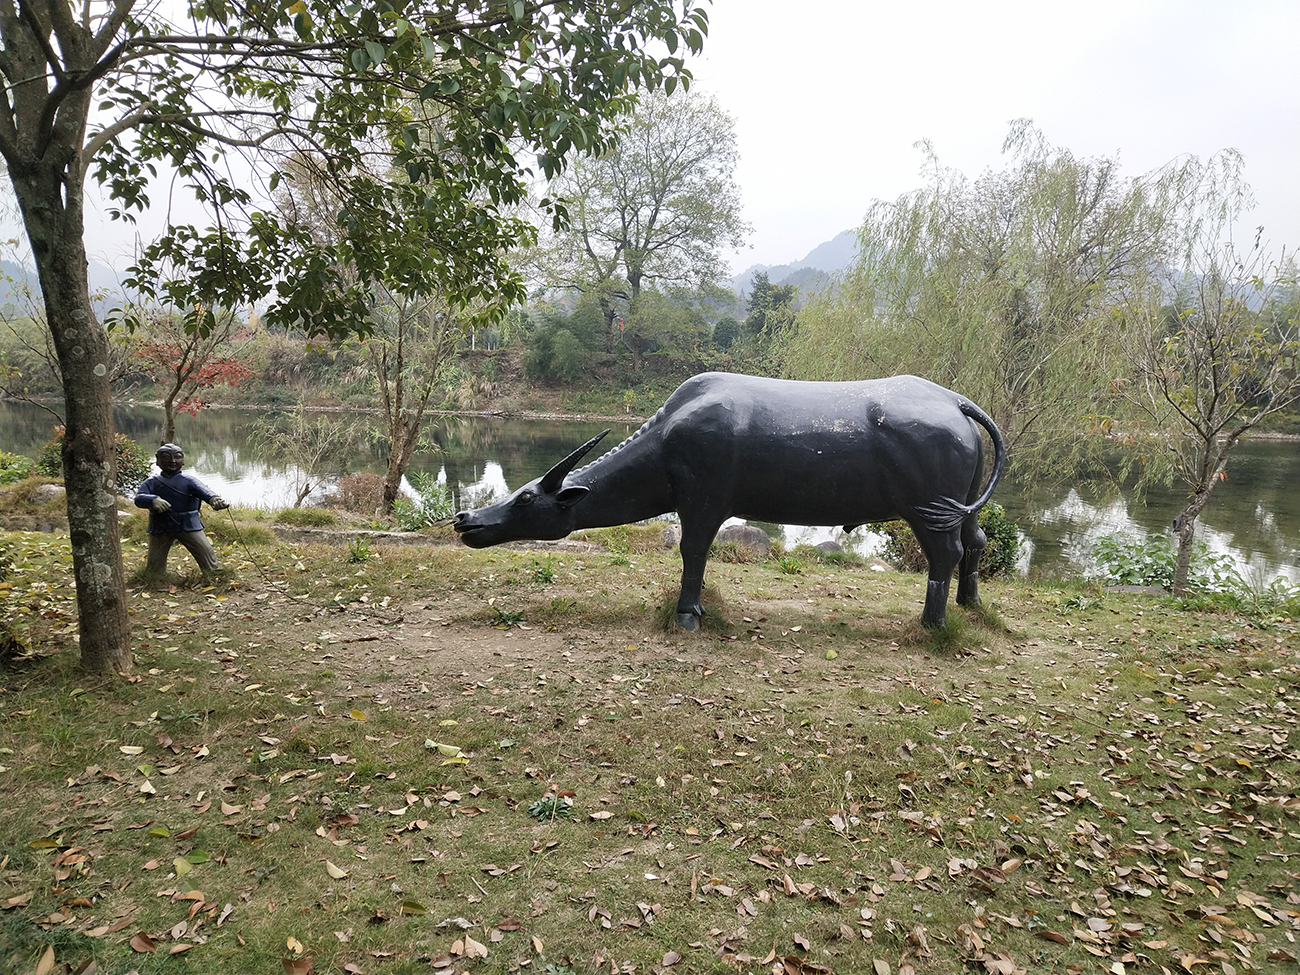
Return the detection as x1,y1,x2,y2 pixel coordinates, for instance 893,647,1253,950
715,523,771,556
33,483,65,504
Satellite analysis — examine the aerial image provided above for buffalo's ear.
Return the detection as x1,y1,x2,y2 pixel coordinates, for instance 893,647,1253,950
555,485,589,509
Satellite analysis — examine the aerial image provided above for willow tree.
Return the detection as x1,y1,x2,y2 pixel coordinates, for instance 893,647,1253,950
0,0,708,674
784,122,1198,477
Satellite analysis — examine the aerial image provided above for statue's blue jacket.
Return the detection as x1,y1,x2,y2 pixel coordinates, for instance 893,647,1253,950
134,470,220,534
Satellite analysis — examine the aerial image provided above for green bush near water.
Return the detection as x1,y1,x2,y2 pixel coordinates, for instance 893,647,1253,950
390,471,456,531
0,450,34,484
879,502,1021,578
34,426,153,492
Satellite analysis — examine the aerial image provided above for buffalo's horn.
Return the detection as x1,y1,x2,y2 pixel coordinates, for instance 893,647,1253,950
539,429,610,492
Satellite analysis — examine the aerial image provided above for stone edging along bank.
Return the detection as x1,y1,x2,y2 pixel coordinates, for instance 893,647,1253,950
268,526,601,552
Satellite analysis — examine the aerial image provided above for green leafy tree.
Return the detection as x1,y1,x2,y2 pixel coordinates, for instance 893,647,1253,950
542,87,749,356
365,294,464,513
784,122,1201,478
711,315,739,351
0,0,708,673
620,286,709,369
272,149,465,515
742,270,796,340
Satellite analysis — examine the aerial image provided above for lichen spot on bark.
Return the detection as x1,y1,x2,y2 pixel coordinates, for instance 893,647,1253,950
94,362,107,376
78,556,116,591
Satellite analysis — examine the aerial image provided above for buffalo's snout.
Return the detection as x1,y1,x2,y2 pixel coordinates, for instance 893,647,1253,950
451,509,490,546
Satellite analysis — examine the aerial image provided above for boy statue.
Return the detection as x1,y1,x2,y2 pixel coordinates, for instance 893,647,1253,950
134,443,230,575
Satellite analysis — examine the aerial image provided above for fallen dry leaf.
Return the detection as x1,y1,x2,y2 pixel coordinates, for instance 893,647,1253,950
129,931,157,954
324,860,349,879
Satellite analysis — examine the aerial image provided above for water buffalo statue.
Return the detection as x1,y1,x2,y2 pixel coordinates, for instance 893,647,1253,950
453,373,1006,630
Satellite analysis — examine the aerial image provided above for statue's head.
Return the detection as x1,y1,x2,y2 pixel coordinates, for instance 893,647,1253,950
156,443,184,474
452,430,608,548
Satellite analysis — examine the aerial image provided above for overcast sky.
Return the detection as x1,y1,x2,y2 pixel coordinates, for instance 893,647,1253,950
23,0,1298,283
689,0,1300,272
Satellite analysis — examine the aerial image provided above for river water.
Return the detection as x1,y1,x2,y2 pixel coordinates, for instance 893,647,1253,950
2,401,1297,583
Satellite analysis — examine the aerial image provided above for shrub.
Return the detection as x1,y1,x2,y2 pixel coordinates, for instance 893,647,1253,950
0,450,34,485
1090,533,1241,593
524,322,591,383
333,472,386,514
878,502,1021,578
976,503,1020,577
391,472,455,531
523,328,556,380
549,329,587,382
878,521,926,574
34,426,152,492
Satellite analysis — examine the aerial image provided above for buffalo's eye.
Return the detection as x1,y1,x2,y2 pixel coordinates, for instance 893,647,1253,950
515,492,535,506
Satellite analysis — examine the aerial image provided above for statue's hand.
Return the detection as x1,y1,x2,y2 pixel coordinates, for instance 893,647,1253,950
209,496,230,511
150,497,172,513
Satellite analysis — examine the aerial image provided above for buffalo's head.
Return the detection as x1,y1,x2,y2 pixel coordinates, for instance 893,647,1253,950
452,430,608,548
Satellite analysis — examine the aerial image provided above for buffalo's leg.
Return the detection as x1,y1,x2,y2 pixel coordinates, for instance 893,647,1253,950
675,515,726,631
955,514,987,607
912,525,964,628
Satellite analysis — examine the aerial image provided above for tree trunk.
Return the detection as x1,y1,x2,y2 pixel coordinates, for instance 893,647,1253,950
382,408,428,513
1172,487,1215,595
381,421,407,513
163,402,177,445
599,295,618,354
10,170,132,674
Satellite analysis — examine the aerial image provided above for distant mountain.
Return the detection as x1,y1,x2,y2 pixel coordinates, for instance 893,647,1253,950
729,229,859,297
0,259,131,316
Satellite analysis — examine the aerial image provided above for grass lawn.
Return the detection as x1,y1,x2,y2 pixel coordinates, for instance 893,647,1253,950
2,514,1298,975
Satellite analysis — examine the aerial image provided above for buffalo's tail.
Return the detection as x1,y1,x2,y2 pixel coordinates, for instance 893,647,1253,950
913,400,1007,533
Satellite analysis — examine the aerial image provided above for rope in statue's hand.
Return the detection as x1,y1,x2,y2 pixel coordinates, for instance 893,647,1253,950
224,505,287,592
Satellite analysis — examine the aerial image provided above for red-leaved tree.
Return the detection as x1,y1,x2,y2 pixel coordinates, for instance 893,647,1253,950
132,309,257,444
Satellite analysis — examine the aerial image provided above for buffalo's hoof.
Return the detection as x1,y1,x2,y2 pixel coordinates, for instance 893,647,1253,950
676,612,700,631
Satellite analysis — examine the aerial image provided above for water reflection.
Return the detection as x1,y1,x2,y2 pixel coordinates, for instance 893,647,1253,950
2,400,1296,582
